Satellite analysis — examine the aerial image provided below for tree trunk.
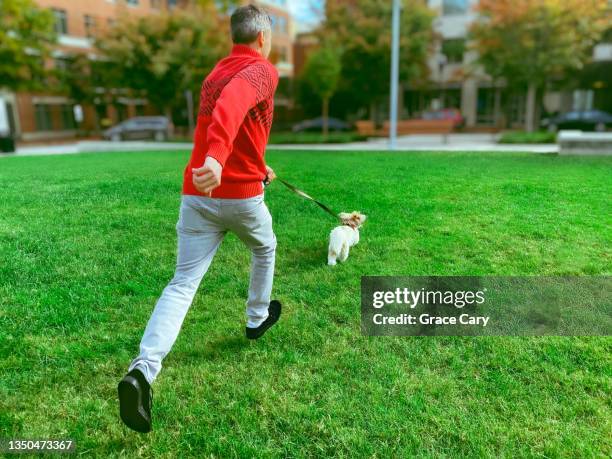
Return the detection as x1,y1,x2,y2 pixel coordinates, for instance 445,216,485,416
535,87,545,132
398,83,404,119
185,90,195,137
525,84,537,133
322,97,329,140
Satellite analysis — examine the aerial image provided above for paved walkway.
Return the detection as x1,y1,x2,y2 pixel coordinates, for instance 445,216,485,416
4,141,191,157
270,134,559,153
2,134,558,158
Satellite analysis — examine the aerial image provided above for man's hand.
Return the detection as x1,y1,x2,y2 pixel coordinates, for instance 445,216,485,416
192,156,223,196
264,165,277,186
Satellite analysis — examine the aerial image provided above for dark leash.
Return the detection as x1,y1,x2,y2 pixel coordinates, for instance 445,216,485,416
265,176,341,222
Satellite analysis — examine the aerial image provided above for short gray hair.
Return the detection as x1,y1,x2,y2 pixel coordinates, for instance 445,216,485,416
231,5,272,44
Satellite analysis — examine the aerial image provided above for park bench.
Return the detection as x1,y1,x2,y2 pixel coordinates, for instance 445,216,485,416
355,119,456,137
382,119,455,136
355,121,377,137
558,130,612,156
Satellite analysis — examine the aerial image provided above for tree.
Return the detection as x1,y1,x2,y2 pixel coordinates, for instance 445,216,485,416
301,45,342,138
470,0,611,132
55,54,118,131
95,5,229,123
321,0,436,121
0,0,56,90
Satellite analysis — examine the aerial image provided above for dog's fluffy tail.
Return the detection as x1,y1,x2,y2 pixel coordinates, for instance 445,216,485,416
328,231,343,266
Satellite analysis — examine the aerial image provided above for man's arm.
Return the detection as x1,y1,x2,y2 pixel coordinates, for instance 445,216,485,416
192,77,258,195
193,63,277,195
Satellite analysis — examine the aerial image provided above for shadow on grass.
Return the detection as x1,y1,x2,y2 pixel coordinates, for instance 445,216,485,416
282,244,328,271
174,334,249,363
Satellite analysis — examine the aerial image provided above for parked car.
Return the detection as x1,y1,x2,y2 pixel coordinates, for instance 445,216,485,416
103,116,173,141
422,108,465,128
544,110,612,132
292,117,351,133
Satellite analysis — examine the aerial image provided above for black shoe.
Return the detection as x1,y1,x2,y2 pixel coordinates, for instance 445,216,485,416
118,368,152,433
246,300,282,340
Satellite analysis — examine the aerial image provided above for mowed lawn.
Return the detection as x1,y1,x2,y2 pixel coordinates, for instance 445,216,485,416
0,150,610,457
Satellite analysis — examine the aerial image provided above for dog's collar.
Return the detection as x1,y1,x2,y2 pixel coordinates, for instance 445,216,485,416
343,222,358,230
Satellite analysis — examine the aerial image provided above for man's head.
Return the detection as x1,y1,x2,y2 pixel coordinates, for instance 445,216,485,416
231,4,273,59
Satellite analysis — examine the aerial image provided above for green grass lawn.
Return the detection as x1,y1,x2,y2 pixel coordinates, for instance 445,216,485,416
0,150,610,457
268,131,368,144
498,130,557,144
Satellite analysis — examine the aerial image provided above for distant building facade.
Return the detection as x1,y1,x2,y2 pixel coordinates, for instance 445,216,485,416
2,0,297,143
250,0,294,78
420,0,612,129
306,0,611,129
293,32,319,78
3,0,184,143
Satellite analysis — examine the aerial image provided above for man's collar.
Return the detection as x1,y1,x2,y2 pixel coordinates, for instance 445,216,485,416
231,44,264,59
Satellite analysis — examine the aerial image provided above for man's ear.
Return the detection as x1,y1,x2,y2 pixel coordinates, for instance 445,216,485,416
257,30,265,48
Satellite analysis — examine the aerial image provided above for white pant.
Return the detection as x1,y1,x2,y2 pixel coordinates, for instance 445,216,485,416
129,194,276,383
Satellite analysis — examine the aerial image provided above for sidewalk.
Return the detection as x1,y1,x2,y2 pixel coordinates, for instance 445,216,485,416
6,141,192,157
269,133,559,153
2,134,559,158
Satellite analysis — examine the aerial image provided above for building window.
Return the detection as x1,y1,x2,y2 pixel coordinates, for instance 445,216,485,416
84,15,97,38
52,9,68,35
442,39,465,64
278,17,288,34
167,0,178,8
443,0,469,16
277,46,288,62
270,15,288,35
35,104,54,131
126,0,139,6
61,105,76,129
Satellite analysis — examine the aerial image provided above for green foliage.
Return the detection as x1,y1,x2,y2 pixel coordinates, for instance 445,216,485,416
54,54,111,106
498,131,556,144
300,44,342,134
95,5,229,118
302,45,342,104
470,0,611,88
269,131,366,145
0,0,56,90
0,150,610,456
321,0,436,110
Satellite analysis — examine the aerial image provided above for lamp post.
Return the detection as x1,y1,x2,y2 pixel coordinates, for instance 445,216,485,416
438,53,448,107
389,0,401,150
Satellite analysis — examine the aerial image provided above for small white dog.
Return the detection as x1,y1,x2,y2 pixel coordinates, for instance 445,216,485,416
328,211,367,266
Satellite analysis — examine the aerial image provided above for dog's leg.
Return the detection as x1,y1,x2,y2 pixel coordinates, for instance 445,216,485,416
338,244,350,262
328,250,337,266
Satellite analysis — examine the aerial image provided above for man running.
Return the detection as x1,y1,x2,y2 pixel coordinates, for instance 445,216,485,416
118,4,281,433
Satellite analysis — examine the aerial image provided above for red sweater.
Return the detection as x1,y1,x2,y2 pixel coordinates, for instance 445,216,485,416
182,45,279,199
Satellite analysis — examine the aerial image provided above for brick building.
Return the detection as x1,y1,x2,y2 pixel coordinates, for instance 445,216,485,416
251,0,294,78
293,32,319,78
2,0,295,143
417,0,612,129
3,0,186,143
